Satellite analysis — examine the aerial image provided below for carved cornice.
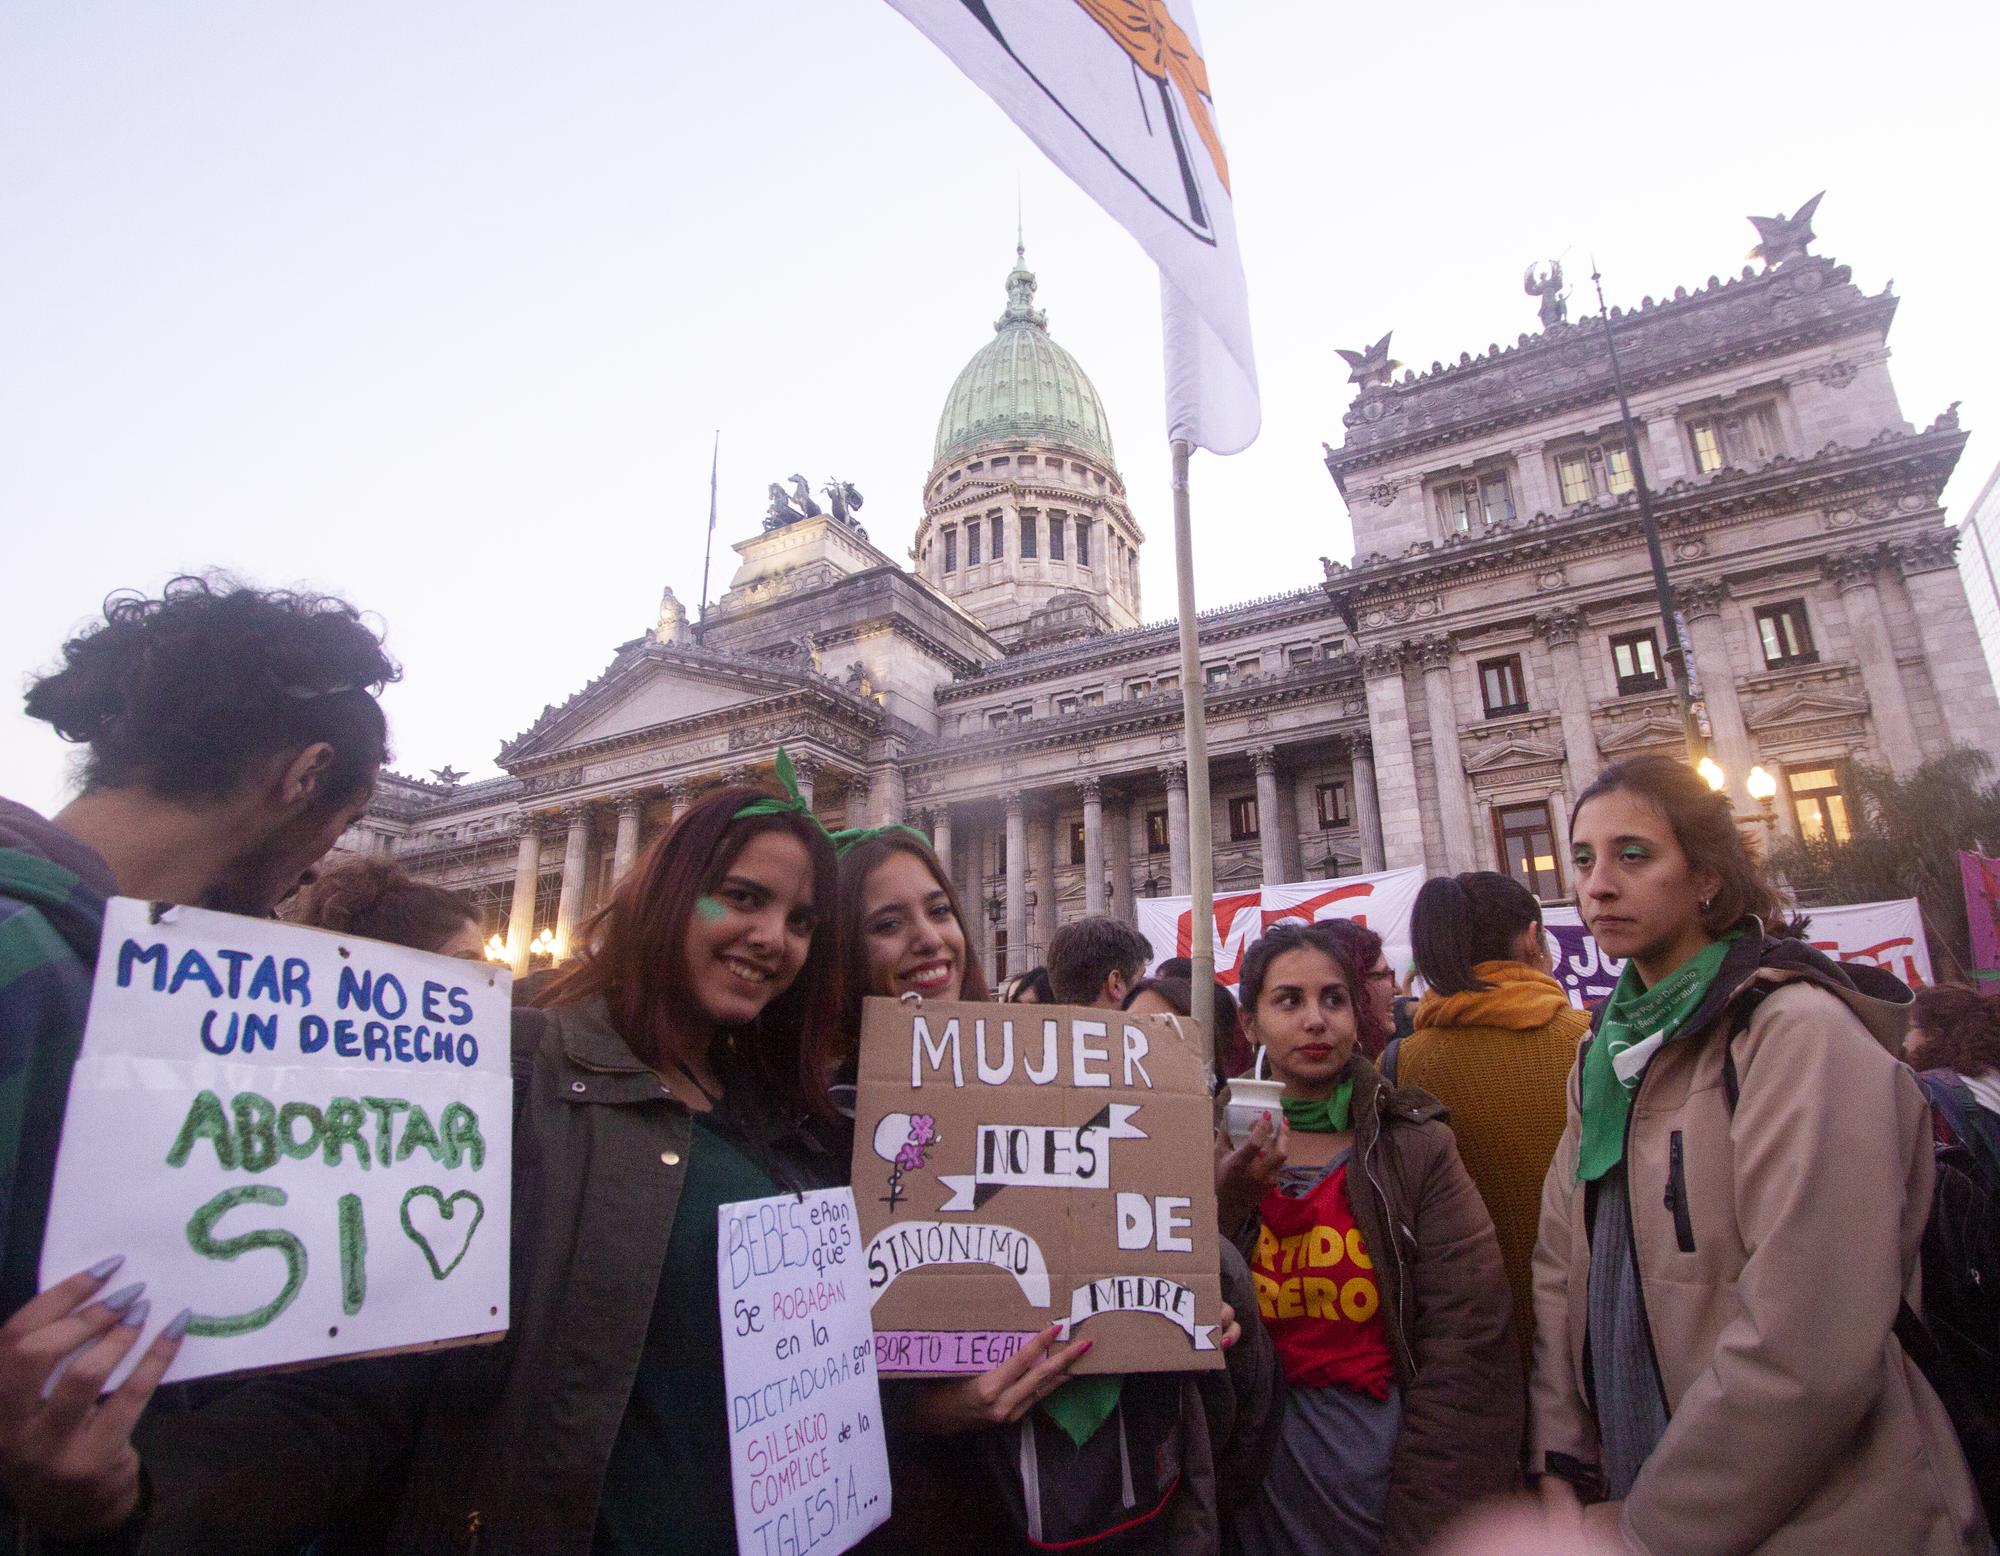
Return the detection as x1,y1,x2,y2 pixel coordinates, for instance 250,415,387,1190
613,793,647,818
1250,747,1279,775
1076,775,1103,803
1360,642,1404,677
1412,635,1453,672
1822,546,1882,591
1348,731,1374,762
1161,760,1188,789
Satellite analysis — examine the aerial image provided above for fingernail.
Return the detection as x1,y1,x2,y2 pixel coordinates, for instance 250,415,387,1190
85,1255,125,1283
120,1298,151,1329
1221,1333,1237,1349
1077,1339,1095,1355
162,1308,193,1342
100,1283,145,1314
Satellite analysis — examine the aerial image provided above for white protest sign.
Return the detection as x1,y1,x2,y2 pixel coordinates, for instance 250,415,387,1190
719,1187,890,1556
40,898,511,1382
1137,867,1426,987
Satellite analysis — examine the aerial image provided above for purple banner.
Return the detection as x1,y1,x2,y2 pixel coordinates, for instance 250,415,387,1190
1547,923,1626,1010
1962,852,2000,981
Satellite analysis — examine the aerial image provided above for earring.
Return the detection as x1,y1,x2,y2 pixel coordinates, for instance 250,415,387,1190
1700,898,1715,913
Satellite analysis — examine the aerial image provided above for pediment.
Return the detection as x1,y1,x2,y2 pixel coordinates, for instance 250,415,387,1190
1597,711,1689,753
500,645,857,765
1461,734,1565,773
1744,684,1872,729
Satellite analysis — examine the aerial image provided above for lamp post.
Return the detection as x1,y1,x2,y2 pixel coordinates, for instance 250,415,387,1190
483,933,509,964
1591,263,1707,765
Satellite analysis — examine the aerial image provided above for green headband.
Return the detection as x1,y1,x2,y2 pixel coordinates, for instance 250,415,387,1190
733,748,933,857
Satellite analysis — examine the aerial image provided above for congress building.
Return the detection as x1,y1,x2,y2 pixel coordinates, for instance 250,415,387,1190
350,204,2000,982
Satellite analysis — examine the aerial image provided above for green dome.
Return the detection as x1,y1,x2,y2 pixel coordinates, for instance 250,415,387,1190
933,251,1116,471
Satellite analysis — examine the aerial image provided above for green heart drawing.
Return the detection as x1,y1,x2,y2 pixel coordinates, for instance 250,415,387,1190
399,1187,485,1280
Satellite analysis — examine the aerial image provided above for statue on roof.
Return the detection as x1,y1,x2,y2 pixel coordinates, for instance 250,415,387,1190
430,765,465,788
655,585,691,646
787,474,823,517
823,478,865,527
1523,260,1568,328
1749,191,1825,270
1336,332,1397,389
764,482,804,529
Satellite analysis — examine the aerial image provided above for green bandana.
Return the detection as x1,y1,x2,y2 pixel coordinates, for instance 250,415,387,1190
1041,1373,1124,1448
1280,1079,1354,1135
1577,935,1738,1182
733,748,933,857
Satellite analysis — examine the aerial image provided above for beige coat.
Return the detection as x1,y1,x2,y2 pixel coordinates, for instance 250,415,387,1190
1529,942,1989,1555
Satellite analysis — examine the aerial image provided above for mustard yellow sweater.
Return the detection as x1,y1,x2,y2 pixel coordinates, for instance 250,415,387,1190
1399,961,1589,1361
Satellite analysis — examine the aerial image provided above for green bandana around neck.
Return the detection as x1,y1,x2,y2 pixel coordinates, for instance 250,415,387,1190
1576,935,1738,1182
1280,1079,1354,1135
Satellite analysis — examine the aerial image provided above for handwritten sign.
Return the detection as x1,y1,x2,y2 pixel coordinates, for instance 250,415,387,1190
719,1187,890,1556
40,898,511,1382
1136,867,1425,988
852,997,1223,1377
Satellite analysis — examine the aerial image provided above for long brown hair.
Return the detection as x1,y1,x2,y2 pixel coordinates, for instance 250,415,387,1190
1569,754,1783,935
836,832,988,1045
290,857,476,954
1908,985,2000,1078
1237,920,1389,1057
536,786,841,1118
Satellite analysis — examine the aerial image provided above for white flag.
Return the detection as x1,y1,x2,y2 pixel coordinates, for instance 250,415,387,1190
886,0,1259,455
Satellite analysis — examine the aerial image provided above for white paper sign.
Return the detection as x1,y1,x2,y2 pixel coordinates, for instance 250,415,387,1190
40,898,512,1382
719,1187,890,1556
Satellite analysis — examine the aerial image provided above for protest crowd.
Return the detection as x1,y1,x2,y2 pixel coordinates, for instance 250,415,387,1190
2,573,1998,1556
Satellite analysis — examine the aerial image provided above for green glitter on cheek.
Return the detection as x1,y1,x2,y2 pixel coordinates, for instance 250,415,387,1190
695,896,726,922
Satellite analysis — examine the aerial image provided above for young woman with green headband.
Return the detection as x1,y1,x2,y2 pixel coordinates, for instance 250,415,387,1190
1532,754,1985,1553
1219,921,1520,1555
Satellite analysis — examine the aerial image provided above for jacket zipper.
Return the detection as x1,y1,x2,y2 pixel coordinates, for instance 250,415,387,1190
1620,1067,1673,1420
1665,1131,1696,1253
1361,1092,1419,1379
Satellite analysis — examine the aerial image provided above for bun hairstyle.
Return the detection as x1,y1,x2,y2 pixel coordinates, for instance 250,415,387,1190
1411,871,1545,996
290,857,477,954
1569,754,1783,936
1907,986,2000,1079
24,574,398,810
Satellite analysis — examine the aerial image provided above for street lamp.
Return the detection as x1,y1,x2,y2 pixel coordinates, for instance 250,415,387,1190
984,893,1005,927
484,934,509,963
1746,765,1779,829
1697,756,1727,793
529,927,557,961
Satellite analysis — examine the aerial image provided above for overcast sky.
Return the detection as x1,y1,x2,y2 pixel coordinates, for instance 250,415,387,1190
5,1,1996,813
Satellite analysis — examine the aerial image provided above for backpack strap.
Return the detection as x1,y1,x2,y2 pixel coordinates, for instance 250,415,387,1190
1719,984,1772,1115
1379,1036,1401,1085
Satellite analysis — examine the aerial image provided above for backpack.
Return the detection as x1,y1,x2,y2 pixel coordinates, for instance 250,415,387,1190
1716,996,2000,1530
970,1372,1187,1551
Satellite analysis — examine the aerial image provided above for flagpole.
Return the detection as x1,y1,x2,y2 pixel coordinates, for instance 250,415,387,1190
1170,438,1217,1066
696,430,719,644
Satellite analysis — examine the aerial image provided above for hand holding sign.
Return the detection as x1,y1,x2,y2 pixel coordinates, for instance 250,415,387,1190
0,1262,187,1540
39,900,512,1383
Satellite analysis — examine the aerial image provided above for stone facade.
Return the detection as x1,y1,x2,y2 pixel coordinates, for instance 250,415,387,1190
351,216,2000,981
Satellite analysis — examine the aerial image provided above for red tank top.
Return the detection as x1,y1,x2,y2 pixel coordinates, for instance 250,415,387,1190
1251,1159,1396,1397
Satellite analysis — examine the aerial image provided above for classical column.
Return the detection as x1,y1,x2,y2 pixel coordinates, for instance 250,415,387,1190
1534,608,1602,789
1004,794,1028,978
1416,636,1477,872
1162,760,1191,895
846,773,873,828
874,760,907,825
1893,530,2000,759
1675,580,1754,802
553,804,595,960
1034,805,1059,955
1105,790,1135,926
504,814,543,974
1079,777,1106,915
929,805,953,876
1251,747,1285,885
1827,549,1923,774
611,793,645,883
791,755,817,811
667,783,692,823
1348,732,1387,874
1360,645,1423,869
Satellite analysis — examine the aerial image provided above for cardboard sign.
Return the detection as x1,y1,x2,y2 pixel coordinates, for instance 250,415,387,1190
40,898,512,1382
852,997,1223,1378
1136,867,1425,988
719,1187,891,1556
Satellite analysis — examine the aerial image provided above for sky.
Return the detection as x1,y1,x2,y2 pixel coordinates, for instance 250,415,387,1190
4,1,1997,813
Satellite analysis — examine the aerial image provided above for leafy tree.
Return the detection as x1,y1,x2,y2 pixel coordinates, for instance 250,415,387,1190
1773,748,2000,981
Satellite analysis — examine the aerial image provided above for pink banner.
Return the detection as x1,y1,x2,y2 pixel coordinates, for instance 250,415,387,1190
1961,851,2000,980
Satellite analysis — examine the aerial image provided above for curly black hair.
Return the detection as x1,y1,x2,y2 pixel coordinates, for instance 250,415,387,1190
24,574,399,809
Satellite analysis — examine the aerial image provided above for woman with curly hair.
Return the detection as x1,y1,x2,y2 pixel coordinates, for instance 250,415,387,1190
289,855,483,958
